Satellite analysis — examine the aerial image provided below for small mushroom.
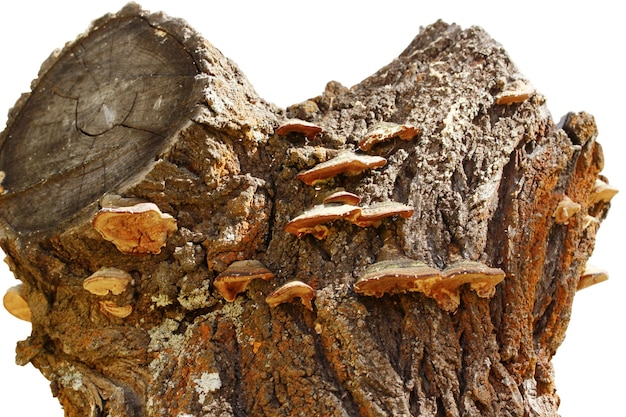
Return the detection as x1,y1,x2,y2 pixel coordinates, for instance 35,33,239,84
588,178,618,205
495,79,535,105
577,264,608,290
276,118,323,140
323,190,362,206
296,151,387,186
285,204,362,239
3,284,31,322
553,195,581,224
431,260,505,312
99,301,133,318
83,267,132,296
354,259,442,297
351,201,414,227
266,281,315,310
358,121,419,152
93,202,177,254
214,260,275,302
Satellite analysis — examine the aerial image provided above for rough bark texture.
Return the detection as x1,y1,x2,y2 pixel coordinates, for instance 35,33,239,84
0,4,613,417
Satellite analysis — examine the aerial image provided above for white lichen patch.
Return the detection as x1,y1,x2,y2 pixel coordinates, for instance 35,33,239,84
178,282,213,310
194,372,222,404
57,365,84,391
148,318,184,352
151,293,173,307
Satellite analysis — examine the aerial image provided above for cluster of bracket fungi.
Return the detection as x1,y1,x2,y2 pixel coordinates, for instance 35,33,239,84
1,114,618,321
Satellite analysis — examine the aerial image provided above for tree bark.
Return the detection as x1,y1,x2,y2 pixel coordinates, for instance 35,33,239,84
0,4,613,417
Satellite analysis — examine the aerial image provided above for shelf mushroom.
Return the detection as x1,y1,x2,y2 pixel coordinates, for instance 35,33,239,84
323,190,362,206
276,118,323,140
358,121,419,152
351,201,415,227
83,267,132,296
214,260,275,302
93,202,177,254
285,203,362,239
588,178,619,206
431,260,506,312
553,195,581,225
266,281,315,310
296,151,387,186
577,264,608,290
3,284,31,322
99,301,133,318
354,259,442,297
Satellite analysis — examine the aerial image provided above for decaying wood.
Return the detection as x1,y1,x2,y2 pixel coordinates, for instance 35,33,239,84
0,4,614,417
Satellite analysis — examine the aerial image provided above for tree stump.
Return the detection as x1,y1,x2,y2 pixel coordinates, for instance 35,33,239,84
0,4,615,417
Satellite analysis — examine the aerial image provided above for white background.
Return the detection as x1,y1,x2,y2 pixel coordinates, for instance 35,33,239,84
0,1,622,416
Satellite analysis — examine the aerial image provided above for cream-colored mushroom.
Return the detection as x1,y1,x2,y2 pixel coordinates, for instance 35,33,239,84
276,118,323,140
99,301,133,318
553,195,581,224
93,202,177,254
214,260,275,302
266,281,315,310
495,79,535,105
83,267,132,296
577,264,608,290
588,178,618,205
3,284,31,322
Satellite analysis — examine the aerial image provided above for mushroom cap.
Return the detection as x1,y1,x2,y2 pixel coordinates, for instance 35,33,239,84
296,151,387,186
358,121,419,152
285,204,362,238
99,301,133,318
275,118,323,140
439,260,505,298
351,201,414,227
323,190,362,206
93,202,177,254
3,284,31,322
214,260,275,302
354,259,442,297
553,195,581,224
495,79,535,105
266,280,315,310
83,267,132,296
577,264,608,290
588,178,619,205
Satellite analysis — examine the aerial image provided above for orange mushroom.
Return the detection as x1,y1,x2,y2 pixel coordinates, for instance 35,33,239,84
577,264,608,290
285,204,362,239
214,260,275,302
276,118,323,140
495,79,535,105
351,201,414,227
83,267,132,296
358,121,419,152
323,190,362,206
93,202,177,254
3,284,31,322
354,259,442,297
296,151,387,186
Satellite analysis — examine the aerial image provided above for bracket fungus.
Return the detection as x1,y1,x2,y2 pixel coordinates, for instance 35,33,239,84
266,280,315,311
323,190,362,206
354,259,442,297
431,260,506,312
99,301,133,318
296,151,387,186
577,264,609,290
83,267,133,296
3,284,31,322
495,79,535,105
358,121,419,152
588,178,619,205
275,118,323,140
285,203,361,239
553,195,581,225
351,201,415,227
214,260,275,302
93,202,177,254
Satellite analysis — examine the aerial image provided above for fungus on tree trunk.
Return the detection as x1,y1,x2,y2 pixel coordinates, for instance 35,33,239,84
0,4,616,417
